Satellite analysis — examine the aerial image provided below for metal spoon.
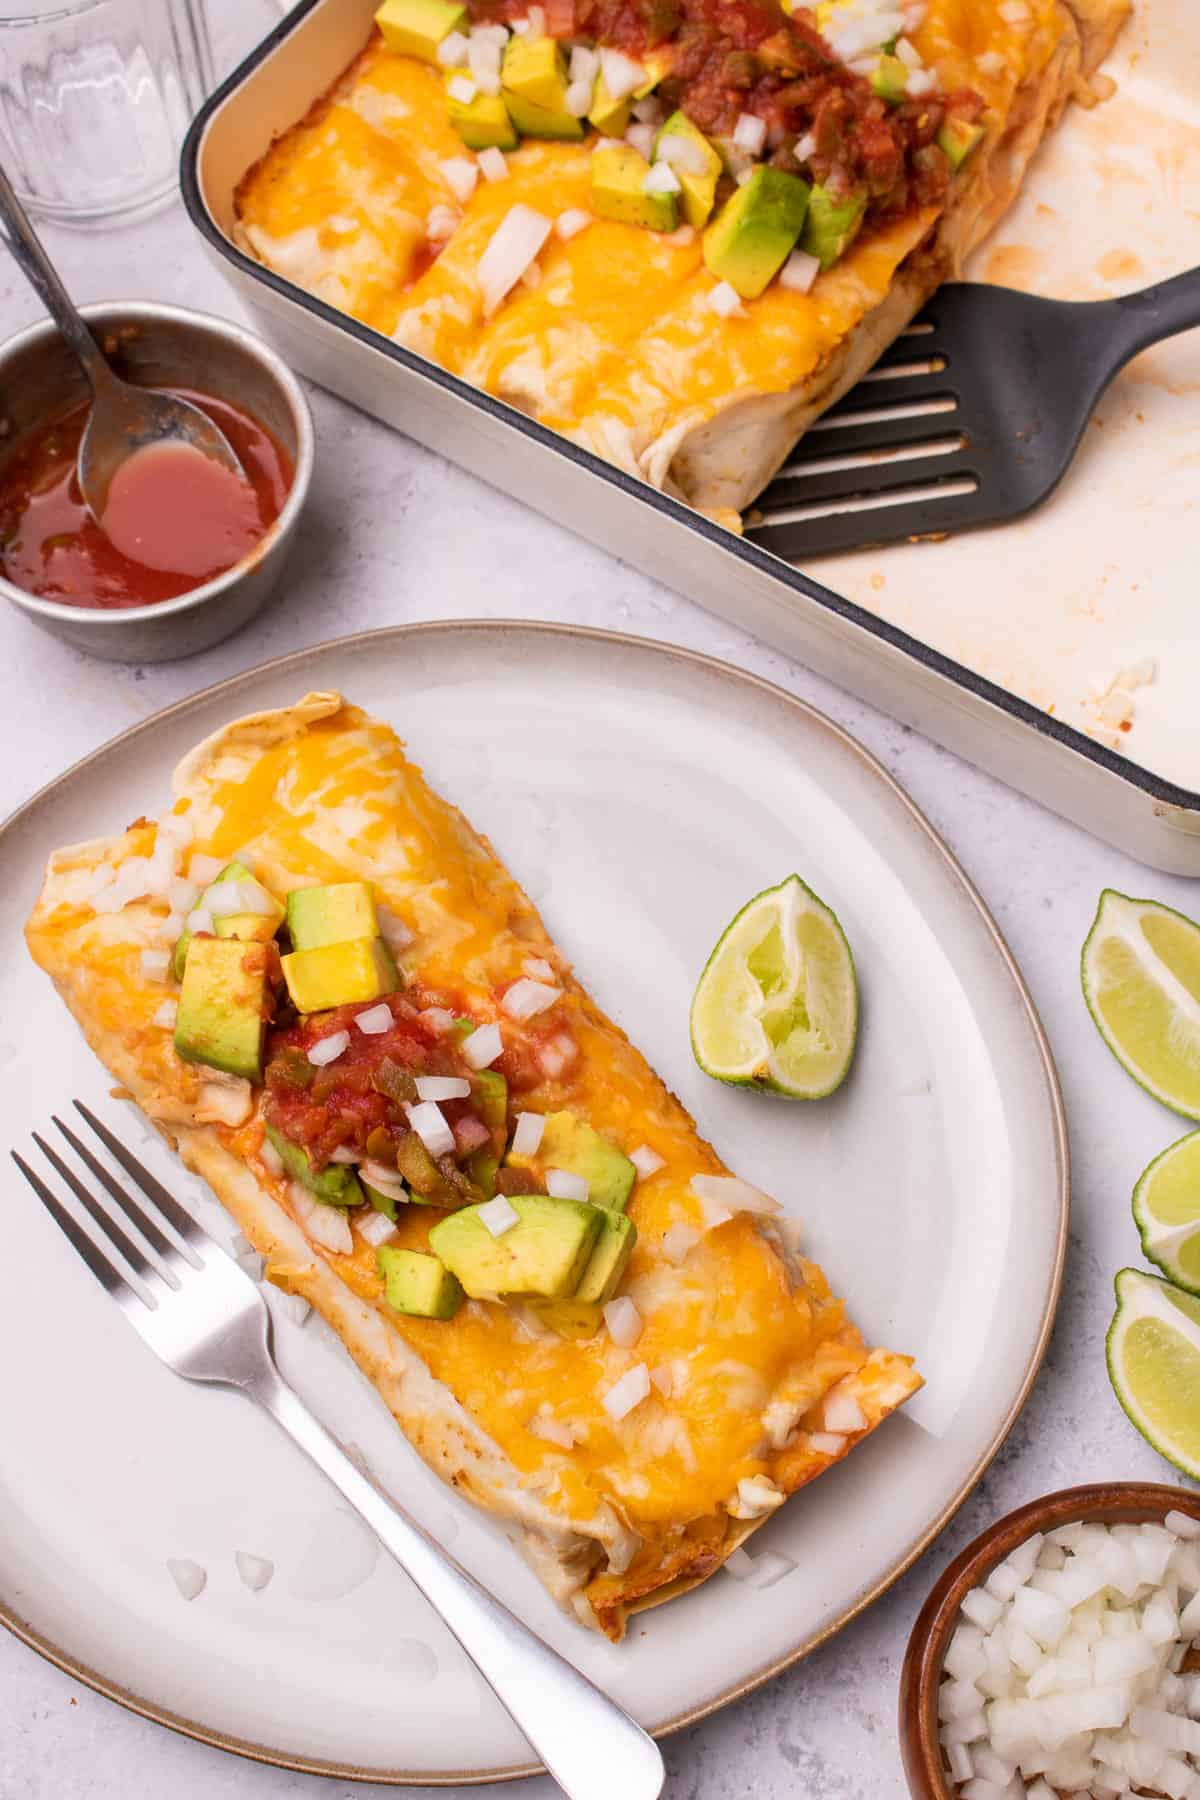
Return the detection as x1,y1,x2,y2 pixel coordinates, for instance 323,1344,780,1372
0,162,242,520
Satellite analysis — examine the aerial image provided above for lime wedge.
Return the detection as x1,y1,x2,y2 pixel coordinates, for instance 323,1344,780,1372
1107,1267,1200,1477
689,874,857,1098
1081,889,1200,1118
1133,1129,1200,1294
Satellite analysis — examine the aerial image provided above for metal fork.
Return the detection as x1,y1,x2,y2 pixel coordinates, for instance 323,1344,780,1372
13,1103,664,1800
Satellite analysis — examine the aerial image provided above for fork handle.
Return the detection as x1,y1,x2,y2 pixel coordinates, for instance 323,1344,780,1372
252,1372,663,1800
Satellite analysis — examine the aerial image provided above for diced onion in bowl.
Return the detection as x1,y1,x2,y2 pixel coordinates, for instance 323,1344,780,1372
462,1021,503,1068
601,1363,650,1421
355,1003,393,1035
307,1030,350,1067
732,112,767,155
404,1100,456,1158
603,1296,642,1347
630,1144,665,1179
501,977,560,1020
479,1195,519,1238
415,1075,471,1101
477,205,552,315
547,1167,589,1202
512,1112,546,1155
598,46,645,99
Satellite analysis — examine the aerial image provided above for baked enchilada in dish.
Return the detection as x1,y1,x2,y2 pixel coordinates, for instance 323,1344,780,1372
26,692,919,1638
234,0,1127,519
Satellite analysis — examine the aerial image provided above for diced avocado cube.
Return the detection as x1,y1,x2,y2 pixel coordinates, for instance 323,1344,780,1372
501,34,568,110
174,860,280,981
528,1298,604,1339
654,111,721,229
286,881,379,951
174,935,269,1082
363,1176,399,1219
703,166,810,299
799,181,866,270
375,0,466,63
506,1110,636,1212
504,89,584,140
574,1209,637,1304
587,71,631,137
281,937,399,1013
377,1246,463,1319
446,76,519,149
265,1124,365,1206
937,115,985,171
474,1069,508,1132
428,1194,603,1298
871,53,907,103
591,143,677,232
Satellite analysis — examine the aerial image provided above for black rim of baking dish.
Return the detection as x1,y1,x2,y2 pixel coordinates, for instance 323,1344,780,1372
177,1,1200,826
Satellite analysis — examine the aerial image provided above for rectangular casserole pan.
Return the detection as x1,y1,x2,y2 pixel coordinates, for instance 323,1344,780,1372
180,0,1200,874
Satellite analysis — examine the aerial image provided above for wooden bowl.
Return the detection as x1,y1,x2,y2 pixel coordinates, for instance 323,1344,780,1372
899,1482,1200,1798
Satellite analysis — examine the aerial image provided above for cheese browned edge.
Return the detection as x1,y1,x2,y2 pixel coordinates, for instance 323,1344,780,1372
25,692,920,1640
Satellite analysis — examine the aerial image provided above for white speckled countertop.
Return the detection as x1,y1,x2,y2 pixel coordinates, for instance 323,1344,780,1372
0,6,1195,1795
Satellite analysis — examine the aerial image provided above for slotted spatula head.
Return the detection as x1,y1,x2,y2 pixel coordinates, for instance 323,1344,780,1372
746,269,1200,560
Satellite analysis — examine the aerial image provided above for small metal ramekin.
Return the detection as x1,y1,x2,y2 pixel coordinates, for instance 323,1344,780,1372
0,300,313,662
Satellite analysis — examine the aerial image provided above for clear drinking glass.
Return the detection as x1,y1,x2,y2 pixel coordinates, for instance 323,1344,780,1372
0,0,215,227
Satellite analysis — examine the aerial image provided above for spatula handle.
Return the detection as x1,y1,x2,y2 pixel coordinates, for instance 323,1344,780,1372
1110,265,1200,364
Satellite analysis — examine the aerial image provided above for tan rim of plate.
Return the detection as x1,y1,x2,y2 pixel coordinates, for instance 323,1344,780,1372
0,620,1070,1786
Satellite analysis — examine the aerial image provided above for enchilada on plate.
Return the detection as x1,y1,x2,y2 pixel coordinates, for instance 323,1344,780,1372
234,0,1127,518
26,692,919,1638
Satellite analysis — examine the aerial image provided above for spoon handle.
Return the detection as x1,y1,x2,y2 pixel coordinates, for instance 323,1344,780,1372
0,161,118,397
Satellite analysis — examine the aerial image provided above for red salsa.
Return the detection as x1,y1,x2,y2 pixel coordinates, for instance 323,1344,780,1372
0,388,293,610
466,0,983,224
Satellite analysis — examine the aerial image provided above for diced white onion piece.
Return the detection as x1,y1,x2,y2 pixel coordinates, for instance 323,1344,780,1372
945,1743,974,1784
906,66,936,95
519,261,542,290
569,44,597,83
732,112,767,155
624,121,656,159
895,33,922,65
655,133,710,175
235,1551,274,1592
376,904,413,950
166,1557,206,1601
692,1173,780,1216
167,877,200,913
440,156,479,202
361,1160,407,1197
157,811,195,852
152,999,178,1029
139,948,171,982
602,1362,650,1421
649,1361,678,1396
598,46,646,99
1010,1584,1071,1650
477,205,552,314
960,1586,1004,1632
355,1003,393,1035
358,1209,399,1247
428,204,460,242
547,1167,589,1202
259,1137,284,1175
420,1006,457,1036
529,1408,577,1448
289,1182,354,1253
523,956,555,981
501,977,561,1020
643,160,680,195
329,1145,359,1163
511,1112,546,1156
603,1296,642,1346
1168,1508,1200,1539
308,1030,351,1068
537,1034,577,1079
779,248,821,294
733,1475,785,1517
477,146,509,182
794,130,816,161
188,853,223,885
707,281,743,318
462,1021,503,1068
565,78,594,116
661,1223,699,1264
447,74,477,103
436,28,468,64
185,907,214,935
807,1430,847,1455
404,1100,456,1158
976,47,1005,75
415,1075,471,1101
206,880,245,918
630,1145,665,1179
556,207,591,241
479,1194,519,1238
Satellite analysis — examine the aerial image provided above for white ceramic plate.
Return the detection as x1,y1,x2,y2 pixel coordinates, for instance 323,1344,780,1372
0,623,1066,1784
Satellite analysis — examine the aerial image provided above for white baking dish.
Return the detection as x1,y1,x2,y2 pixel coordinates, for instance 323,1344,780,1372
181,0,1200,873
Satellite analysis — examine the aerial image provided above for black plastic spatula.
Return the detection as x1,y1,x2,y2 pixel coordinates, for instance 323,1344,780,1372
745,266,1200,560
